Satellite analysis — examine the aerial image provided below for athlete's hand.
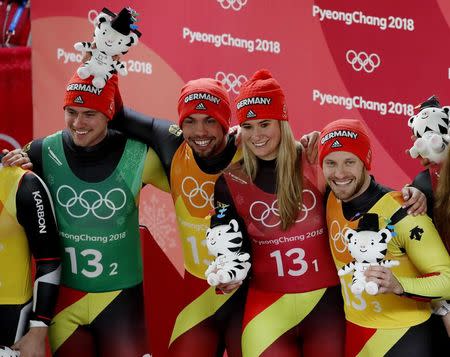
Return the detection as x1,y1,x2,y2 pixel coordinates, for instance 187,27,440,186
401,186,426,216
300,130,319,165
217,280,242,294
443,312,450,337
364,265,404,295
228,125,241,147
11,326,47,357
1,148,33,170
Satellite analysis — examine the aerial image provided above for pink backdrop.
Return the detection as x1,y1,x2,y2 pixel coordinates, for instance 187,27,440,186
0,47,32,151
29,1,450,355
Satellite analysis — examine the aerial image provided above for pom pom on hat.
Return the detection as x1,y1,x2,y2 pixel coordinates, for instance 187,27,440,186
235,69,288,124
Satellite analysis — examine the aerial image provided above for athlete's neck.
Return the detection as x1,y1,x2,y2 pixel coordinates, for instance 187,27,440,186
341,177,391,221
193,135,237,174
64,129,111,153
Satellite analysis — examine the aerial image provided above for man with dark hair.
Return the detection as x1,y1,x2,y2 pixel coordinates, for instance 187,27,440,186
110,78,247,356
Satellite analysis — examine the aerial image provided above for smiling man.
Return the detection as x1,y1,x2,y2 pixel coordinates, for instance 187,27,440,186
109,78,246,357
318,119,450,357
2,72,170,357
320,120,371,202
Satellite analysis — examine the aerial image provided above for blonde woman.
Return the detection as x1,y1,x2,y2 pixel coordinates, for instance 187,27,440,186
212,69,345,357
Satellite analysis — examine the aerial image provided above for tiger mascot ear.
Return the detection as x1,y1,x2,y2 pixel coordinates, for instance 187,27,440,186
344,228,357,244
378,228,393,244
229,219,239,233
93,12,112,26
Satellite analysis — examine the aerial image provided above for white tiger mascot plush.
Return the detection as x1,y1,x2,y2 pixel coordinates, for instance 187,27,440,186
338,213,399,296
407,96,450,164
0,346,19,357
74,7,141,89
205,206,251,287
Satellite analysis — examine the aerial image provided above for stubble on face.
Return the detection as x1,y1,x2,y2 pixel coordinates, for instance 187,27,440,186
331,170,367,201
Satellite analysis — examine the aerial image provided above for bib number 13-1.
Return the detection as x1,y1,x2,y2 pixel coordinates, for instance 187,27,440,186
270,248,319,277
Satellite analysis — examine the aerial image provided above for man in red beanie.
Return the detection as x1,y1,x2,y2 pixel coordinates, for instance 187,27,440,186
2,72,169,356
319,119,372,201
108,77,246,357
177,78,232,158
318,118,450,357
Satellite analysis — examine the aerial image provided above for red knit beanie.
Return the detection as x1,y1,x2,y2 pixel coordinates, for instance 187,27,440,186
318,119,372,170
63,73,121,120
177,78,231,131
235,69,288,124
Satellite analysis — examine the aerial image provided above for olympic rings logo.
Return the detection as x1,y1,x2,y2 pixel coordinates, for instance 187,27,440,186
217,0,248,11
346,50,381,73
56,185,127,220
249,189,316,228
215,72,248,94
329,219,348,253
181,176,215,209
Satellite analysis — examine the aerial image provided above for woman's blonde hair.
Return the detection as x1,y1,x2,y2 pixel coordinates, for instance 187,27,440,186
434,150,450,253
241,120,302,230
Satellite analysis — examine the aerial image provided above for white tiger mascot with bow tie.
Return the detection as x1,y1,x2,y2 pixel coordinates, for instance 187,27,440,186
74,7,141,89
339,213,399,296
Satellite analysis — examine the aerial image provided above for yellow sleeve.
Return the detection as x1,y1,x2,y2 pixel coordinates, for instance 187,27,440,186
393,213,450,300
141,147,170,193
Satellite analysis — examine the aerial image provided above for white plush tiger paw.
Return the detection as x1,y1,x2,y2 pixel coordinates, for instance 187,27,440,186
365,281,379,295
204,263,215,278
237,252,250,262
92,77,106,89
351,282,364,295
408,147,420,159
77,66,90,79
429,134,445,152
207,273,220,287
117,65,128,76
217,270,232,284
74,42,85,52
